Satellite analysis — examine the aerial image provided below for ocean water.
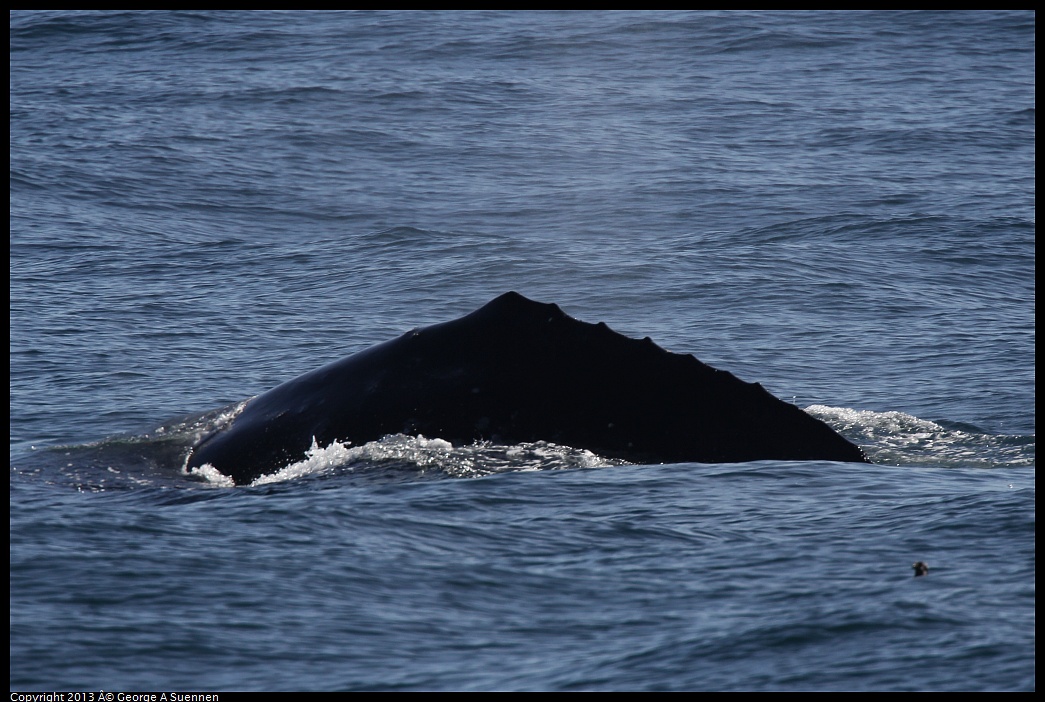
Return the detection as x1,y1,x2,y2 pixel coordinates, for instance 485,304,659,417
9,10,1034,691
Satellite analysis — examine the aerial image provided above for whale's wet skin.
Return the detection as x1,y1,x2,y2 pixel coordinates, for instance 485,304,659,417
186,292,868,485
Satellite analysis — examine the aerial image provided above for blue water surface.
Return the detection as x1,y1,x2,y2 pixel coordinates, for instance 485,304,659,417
10,11,1035,691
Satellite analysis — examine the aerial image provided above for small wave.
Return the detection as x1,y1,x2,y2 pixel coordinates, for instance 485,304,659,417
157,400,251,445
807,405,1034,468
223,434,624,487
185,462,236,487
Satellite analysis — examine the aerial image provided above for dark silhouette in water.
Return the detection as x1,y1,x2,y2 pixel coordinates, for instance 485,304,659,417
187,291,869,485
913,561,930,577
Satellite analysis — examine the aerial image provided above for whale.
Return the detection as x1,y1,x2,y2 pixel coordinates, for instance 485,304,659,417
186,291,869,485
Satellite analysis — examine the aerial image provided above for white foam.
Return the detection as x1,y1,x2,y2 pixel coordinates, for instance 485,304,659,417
806,404,1034,467
186,462,236,487
239,434,622,486
249,434,460,486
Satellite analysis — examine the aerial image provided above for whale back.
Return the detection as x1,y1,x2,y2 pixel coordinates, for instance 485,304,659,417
187,292,868,484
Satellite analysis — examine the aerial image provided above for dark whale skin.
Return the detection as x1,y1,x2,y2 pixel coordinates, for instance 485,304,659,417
187,292,869,484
